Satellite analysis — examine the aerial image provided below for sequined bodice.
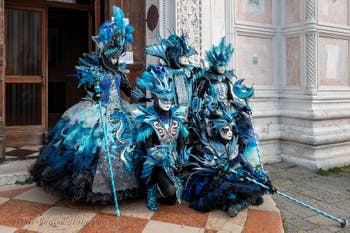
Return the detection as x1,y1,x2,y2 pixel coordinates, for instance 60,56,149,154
100,73,121,109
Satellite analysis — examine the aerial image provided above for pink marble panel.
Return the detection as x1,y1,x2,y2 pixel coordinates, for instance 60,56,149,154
236,35,273,86
286,37,301,87
318,0,348,26
286,0,301,24
318,37,349,86
237,0,272,25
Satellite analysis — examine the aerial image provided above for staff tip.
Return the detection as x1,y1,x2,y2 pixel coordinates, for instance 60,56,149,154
341,219,348,228
115,210,121,217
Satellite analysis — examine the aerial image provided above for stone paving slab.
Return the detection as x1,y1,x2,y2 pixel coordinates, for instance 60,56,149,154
15,187,60,205
0,197,8,206
24,207,96,233
142,220,204,233
0,185,282,233
0,225,17,233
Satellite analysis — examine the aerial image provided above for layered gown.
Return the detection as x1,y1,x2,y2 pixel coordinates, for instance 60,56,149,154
30,54,141,203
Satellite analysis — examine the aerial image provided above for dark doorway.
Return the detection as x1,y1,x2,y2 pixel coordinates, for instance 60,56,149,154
48,8,88,127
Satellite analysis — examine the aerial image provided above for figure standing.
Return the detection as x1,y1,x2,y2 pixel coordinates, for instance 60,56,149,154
145,32,204,114
31,6,142,204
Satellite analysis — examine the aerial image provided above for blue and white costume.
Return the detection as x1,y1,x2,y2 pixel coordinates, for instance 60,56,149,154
30,7,142,203
132,65,189,211
184,38,275,217
145,32,204,115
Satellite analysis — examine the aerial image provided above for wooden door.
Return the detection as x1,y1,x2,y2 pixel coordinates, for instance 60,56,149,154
4,4,47,146
105,0,146,94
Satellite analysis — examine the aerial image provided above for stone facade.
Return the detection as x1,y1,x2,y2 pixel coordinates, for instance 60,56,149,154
149,0,350,169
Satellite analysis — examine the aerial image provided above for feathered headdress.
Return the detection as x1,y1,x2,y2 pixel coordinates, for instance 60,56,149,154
145,31,197,66
92,6,134,53
206,37,234,67
136,65,173,99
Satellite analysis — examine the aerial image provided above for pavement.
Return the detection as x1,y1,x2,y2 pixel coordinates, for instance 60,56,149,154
0,185,282,233
4,145,349,232
265,162,350,233
0,146,283,233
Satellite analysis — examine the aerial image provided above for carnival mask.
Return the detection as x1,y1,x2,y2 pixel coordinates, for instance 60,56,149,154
154,94,173,112
219,125,233,141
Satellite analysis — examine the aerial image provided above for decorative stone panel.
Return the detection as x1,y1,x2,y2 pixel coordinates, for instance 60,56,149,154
286,0,301,24
236,0,272,25
236,35,273,86
286,36,301,87
318,0,348,26
318,37,349,86
176,0,201,62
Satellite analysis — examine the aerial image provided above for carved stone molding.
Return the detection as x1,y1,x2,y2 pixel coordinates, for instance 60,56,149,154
305,0,316,23
176,0,202,62
305,33,317,92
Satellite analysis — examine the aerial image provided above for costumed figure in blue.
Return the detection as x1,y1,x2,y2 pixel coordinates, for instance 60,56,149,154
184,38,276,217
30,6,144,204
132,65,189,211
145,32,204,116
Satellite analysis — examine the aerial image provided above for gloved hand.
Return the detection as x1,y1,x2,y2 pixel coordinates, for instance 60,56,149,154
253,168,269,183
93,85,102,100
217,160,230,176
264,179,277,194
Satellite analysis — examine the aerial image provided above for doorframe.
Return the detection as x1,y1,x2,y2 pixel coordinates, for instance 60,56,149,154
3,0,98,147
4,3,48,146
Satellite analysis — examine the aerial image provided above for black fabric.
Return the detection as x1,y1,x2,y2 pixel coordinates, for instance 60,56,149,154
30,158,143,204
149,166,176,198
186,174,265,212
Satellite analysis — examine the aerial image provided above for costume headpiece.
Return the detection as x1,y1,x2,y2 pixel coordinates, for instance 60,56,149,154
206,37,234,67
137,65,173,99
92,6,134,56
145,31,197,67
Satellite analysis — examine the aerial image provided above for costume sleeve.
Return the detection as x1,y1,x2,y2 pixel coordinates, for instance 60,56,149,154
120,72,133,97
237,154,255,174
136,124,154,144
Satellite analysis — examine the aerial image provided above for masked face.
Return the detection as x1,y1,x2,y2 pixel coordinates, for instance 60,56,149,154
154,95,173,111
219,126,233,141
103,33,126,65
216,65,226,74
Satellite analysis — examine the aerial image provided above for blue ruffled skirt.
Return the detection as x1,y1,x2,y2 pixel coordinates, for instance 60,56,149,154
31,99,142,203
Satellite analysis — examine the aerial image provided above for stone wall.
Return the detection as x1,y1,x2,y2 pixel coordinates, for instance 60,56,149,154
279,0,350,169
173,0,282,164
168,0,350,169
